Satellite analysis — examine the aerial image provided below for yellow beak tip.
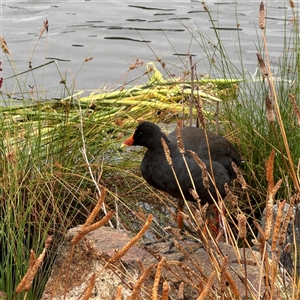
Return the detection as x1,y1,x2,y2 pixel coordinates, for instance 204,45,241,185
120,142,128,149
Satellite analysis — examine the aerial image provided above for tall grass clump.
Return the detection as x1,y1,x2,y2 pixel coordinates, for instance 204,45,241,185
187,1,300,211
0,106,117,299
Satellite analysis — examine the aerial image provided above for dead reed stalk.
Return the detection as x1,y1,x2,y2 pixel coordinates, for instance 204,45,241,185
265,94,275,122
71,210,115,245
194,99,206,129
196,270,216,300
237,213,249,299
152,258,166,300
224,183,238,208
161,137,172,165
39,18,49,38
70,187,115,245
279,201,294,245
257,53,269,78
266,149,275,191
176,125,185,154
259,1,265,29
265,150,277,241
84,186,107,227
162,281,169,300
237,213,247,240
232,162,247,189
178,282,185,300
0,37,11,55
15,236,53,293
115,285,123,300
108,214,153,263
128,264,154,300
187,150,210,189
80,273,96,300
271,200,286,252
288,93,300,124
220,255,240,299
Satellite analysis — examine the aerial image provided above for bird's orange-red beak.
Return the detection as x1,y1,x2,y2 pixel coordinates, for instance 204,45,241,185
120,132,135,148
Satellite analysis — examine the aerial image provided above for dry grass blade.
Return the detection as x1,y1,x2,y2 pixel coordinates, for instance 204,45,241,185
253,220,266,255
162,281,169,300
193,99,206,129
191,203,206,228
178,282,185,300
237,213,248,298
115,285,123,300
40,18,49,38
265,150,279,240
187,150,210,189
290,0,295,8
197,270,216,300
189,188,200,202
28,249,37,270
161,137,172,165
271,200,286,252
15,251,36,293
288,93,300,124
257,53,269,77
224,183,238,207
128,264,154,300
237,213,247,240
0,36,11,55
265,194,274,241
16,237,52,293
284,243,291,253
152,258,166,300
220,255,229,293
265,94,275,122
173,239,189,256
108,214,153,263
232,162,247,189
71,210,115,245
220,256,240,299
80,273,96,300
84,56,93,63
45,235,53,249
266,149,275,191
259,1,265,29
164,226,183,241
176,125,185,154
84,186,106,227
271,179,283,197
279,201,294,245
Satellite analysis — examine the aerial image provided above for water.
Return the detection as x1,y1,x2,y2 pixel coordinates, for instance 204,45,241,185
0,0,296,100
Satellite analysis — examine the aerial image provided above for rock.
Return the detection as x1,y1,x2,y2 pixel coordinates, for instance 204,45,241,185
41,227,148,300
42,226,291,300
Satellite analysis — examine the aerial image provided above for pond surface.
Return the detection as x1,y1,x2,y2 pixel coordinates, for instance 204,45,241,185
0,0,296,100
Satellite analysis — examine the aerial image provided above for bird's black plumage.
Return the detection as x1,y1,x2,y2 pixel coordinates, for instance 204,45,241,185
123,121,241,227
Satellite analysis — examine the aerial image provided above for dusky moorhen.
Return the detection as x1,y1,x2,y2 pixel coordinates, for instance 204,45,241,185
122,121,241,228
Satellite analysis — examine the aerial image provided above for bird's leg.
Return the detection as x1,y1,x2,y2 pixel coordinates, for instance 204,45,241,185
177,199,185,229
162,199,185,253
162,200,185,253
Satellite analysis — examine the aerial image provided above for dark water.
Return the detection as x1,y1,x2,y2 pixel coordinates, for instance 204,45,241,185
0,0,296,100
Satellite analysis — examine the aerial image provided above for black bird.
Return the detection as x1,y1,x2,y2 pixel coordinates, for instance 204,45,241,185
122,121,241,228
